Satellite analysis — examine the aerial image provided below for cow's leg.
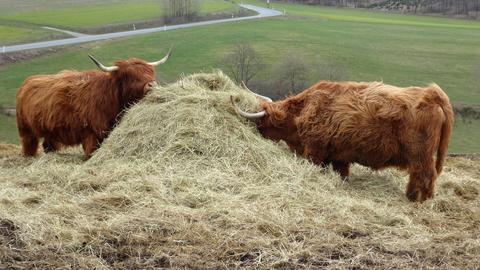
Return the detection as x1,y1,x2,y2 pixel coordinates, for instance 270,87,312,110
303,144,327,166
42,138,59,153
18,126,39,157
406,160,437,202
81,132,100,159
332,161,350,181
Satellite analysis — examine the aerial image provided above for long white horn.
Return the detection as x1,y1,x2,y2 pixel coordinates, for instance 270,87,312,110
148,49,172,66
230,96,266,119
241,81,272,103
88,54,119,72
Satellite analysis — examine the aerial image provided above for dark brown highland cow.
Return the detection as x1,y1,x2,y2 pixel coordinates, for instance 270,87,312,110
16,50,171,158
231,81,454,202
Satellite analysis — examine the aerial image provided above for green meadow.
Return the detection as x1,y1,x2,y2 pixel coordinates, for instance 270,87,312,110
1,1,163,29
0,0,238,44
450,118,480,153
0,0,237,28
260,0,480,29
0,25,42,44
0,24,67,45
0,115,16,144
1,1,479,152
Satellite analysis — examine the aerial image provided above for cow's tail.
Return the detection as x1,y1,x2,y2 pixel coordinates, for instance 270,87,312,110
430,84,454,175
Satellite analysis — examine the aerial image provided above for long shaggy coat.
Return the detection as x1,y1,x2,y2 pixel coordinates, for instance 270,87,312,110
16,59,157,158
255,81,454,202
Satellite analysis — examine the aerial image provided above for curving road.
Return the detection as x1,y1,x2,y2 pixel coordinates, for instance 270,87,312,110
2,4,282,54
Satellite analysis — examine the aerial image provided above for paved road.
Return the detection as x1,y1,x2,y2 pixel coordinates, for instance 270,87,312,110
2,4,282,53
42,26,89,37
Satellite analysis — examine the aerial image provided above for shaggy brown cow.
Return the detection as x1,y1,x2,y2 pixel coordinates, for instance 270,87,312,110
231,81,454,202
16,50,171,158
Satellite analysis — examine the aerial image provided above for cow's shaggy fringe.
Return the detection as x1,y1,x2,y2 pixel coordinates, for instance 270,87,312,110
0,71,479,269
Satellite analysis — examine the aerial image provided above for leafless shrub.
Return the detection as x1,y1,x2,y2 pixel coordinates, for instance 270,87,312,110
316,58,347,81
222,43,265,86
272,54,309,96
162,0,201,19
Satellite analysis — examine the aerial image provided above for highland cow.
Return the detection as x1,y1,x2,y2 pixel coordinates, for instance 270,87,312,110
231,81,454,202
16,50,171,158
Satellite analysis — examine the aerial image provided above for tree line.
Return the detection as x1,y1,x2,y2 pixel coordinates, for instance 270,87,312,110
276,0,480,17
162,0,201,19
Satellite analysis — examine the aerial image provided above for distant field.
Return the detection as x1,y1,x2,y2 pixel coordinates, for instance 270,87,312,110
0,0,239,44
202,0,241,14
0,0,238,29
0,0,133,14
0,23,68,45
1,1,163,29
0,25,41,45
1,1,479,152
259,0,480,29
0,115,17,144
1,9,479,104
450,118,480,153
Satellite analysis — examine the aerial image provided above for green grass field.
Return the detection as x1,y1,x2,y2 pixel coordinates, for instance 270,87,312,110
1,1,163,28
0,0,239,44
0,115,17,144
1,1,479,152
259,0,480,29
1,0,238,28
450,118,480,153
202,0,240,14
0,25,38,44
0,23,68,45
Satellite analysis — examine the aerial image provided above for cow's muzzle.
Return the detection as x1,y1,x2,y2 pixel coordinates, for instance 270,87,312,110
144,81,159,93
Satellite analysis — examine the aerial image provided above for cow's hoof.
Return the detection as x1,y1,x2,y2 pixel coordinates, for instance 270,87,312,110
406,189,422,202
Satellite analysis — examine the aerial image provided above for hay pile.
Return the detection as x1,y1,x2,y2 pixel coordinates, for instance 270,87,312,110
0,71,479,269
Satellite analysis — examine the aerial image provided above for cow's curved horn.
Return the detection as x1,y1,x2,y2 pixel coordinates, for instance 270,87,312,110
88,54,119,72
148,49,172,66
230,96,266,119
241,81,272,103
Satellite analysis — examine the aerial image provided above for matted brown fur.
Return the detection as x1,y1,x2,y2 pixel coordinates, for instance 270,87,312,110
255,81,454,202
16,58,158,158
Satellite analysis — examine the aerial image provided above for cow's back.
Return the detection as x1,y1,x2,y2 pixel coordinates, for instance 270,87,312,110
298,82,443,169
16,71,116,145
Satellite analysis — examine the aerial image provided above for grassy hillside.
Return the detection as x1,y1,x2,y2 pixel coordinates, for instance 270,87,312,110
2,15,480,104
0,0,239,44
261,0,480,28
0,1,162,29
449,118,480,153
0,23,69,45
0,115,17,143
0,25,47,44
1,1,479,152
1,73,479,269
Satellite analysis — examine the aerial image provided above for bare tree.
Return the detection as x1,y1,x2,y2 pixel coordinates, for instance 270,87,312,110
272,54,309,94
316,59,346,81
162,0,200,19
222,43,264,86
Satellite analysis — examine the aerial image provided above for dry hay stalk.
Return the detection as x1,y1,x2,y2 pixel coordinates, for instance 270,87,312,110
0,71,479,269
